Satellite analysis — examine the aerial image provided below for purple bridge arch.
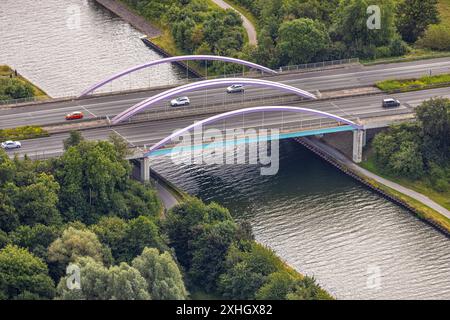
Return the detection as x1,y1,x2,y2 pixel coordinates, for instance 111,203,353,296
111,78,318,124
144,106,363,156
78,55,278,98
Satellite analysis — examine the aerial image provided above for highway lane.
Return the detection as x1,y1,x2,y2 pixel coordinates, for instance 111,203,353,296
5,86,450,159
1,57,450,128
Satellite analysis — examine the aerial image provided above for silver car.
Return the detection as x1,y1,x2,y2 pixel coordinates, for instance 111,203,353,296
170,96,190,107
227,84,244,93
1,140,21,150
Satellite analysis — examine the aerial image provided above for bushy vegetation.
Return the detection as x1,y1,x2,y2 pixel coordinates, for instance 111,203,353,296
0,78,34,101
122,0,247,74
0,131,331,300
376,73,450,92
0,65,47,101
371,98,450,194
215,0,421,67
165,198,333,299
0,126,48,141
121,0,450,69
417,24,450,51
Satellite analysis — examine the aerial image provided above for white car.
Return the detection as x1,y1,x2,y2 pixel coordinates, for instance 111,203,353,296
227,84,244,93
1,140,21,150
170,96,190,107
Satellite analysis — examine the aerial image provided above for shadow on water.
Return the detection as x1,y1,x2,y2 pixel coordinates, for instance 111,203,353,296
152,139,450,300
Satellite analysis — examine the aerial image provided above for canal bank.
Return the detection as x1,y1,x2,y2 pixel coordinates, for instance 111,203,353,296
150,139,450,299
94,0,202,78
0,0,186,97
296,136,450,236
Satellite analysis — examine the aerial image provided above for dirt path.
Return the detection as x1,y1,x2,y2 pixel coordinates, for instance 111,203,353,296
211,0,258,46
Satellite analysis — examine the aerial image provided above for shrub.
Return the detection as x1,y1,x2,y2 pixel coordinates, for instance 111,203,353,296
0,126,48,141
375,46,392,59
417,25,450,51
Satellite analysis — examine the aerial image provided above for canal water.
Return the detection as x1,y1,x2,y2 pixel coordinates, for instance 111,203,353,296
2,0,449,300
151,140,450,300
0,0,185,98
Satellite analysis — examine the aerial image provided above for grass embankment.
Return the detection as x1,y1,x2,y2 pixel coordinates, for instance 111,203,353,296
438,0,450,28
0,65,48,99
376,73,450,92
0,126,49,141
361,150,450,232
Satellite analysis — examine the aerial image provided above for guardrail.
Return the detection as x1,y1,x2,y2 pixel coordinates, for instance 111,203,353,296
279,58,360,73
0,58,360,106
0,96,51,106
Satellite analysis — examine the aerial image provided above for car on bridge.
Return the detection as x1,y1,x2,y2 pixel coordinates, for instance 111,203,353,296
65,111,84,120
382,98,401,108
227,84,245,93
170,96,190,107
1,140,21,150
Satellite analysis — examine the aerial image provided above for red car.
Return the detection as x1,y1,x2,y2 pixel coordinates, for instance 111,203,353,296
65,111,84,120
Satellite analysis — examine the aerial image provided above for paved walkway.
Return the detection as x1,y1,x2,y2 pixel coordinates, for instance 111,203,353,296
306,137,450,219
154,180,179,210
211,0,257,45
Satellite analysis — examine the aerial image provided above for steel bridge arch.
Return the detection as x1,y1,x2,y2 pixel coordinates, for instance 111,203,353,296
144,106,363,156
78,55,278,98
112,78,317,124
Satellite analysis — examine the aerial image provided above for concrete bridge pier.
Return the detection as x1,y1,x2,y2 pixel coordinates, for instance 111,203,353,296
140,157,150,182
352,129,365,163
130,157,150,182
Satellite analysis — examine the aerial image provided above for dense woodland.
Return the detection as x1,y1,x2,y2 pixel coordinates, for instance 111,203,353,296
123,0,446,69
371,98,450,193
0,132,331,300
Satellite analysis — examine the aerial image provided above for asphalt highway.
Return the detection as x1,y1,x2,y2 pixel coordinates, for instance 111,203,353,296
1,57,450,129
7,86,450,159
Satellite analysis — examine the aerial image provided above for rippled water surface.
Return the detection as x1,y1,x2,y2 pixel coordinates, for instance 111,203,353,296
0,0,184,97
152,140,450,300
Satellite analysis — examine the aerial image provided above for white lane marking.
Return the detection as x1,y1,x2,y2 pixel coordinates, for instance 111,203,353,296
110,128,145,153
81,105,97,117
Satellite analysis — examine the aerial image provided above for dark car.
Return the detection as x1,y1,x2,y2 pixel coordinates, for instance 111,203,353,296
382,98,401,108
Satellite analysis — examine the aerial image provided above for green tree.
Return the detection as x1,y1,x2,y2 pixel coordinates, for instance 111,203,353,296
286,276,333,300
0,230,8,249
90,216,129,262
56,140,130,223
256,271,299,300
277,18,330,65
218,242,282,299
56,257,150,300
0,149,15,184
415,98,450,165
0,192,18,232
120,216,167,262
188,220,238,291
396,0,440,43
48,227,111,269
63,131,84,150
417,24,450,51
0,245,55,299
132,247,188,300
332,0,397,50
9,173,62,227
9,224,61,260
0,78,34,100
165,198,232,268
